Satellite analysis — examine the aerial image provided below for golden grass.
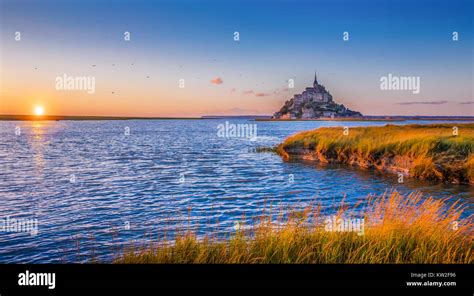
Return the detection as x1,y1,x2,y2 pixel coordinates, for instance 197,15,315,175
115,192,473,264
277,123,474,184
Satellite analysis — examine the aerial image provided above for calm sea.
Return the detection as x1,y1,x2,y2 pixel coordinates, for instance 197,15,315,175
0,119,472,263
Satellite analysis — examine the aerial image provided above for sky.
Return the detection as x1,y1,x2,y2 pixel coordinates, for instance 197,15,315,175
0,0,473,117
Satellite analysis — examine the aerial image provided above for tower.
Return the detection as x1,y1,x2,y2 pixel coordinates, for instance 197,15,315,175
313,71,318,88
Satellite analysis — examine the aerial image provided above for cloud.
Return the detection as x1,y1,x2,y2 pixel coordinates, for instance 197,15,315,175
230,88,236,93
255,92,271,97
242,90,254,95
210,77,223,85
396,100,448,105
273,87,289,94
459,101,474,105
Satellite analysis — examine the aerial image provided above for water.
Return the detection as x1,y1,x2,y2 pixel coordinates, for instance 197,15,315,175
0,119,472,263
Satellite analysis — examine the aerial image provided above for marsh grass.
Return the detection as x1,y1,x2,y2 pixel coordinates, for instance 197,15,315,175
115,192,473,264
277,123,474,184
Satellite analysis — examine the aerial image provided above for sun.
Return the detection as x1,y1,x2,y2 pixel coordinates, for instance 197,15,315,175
34,106,45,116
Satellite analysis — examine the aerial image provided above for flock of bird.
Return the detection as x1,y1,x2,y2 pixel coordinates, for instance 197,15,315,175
33,58,291,95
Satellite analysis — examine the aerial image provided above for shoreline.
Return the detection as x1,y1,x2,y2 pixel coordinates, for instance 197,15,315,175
2,114,473,122
0,115,207,121
257,116,474,122
277,123,474,185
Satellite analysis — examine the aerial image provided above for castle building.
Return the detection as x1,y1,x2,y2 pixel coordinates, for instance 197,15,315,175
296,72,332,106
273,72,362,119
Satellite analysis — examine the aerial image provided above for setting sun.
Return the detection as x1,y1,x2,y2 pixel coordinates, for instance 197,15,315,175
34,106,45,116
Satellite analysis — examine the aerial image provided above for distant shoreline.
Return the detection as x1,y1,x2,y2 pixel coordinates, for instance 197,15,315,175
257,116,474,122
256,117,404,122
0,115,206,121
1,114,473,121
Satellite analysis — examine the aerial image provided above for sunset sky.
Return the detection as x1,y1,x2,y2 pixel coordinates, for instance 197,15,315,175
0,0,472,117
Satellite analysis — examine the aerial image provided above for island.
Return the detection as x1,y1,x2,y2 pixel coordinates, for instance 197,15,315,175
273,72,363,119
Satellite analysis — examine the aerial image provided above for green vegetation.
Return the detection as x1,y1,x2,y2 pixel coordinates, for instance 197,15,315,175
255,146,277,153
115,192,473,264
277,123,474,184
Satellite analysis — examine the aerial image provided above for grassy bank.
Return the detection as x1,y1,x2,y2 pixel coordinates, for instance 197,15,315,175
115,192,473,264
277,123,474,184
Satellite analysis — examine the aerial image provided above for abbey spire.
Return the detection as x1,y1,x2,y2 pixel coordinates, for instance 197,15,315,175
313,71,318,87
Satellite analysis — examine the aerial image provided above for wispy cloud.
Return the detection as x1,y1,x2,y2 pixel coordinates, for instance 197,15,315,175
242,90,254,95
272,87,289,95
210,77,223,85
255,92,271,97
459,101,474,105
397,100,448,105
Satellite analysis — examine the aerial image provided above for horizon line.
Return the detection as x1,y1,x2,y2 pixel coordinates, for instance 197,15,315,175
1,114,474,122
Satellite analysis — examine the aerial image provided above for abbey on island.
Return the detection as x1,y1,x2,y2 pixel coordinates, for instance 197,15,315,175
273,72,362,119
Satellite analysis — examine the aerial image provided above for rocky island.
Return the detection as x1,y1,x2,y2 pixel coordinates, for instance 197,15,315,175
273,73,362,119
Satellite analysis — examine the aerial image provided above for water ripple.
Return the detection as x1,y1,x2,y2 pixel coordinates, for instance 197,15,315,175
0,119,472,262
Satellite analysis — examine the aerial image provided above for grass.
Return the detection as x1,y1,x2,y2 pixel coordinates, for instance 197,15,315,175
115,191,473,264
277,123,474,184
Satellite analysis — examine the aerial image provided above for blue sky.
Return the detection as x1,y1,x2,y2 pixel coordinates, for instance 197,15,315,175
1,0,473,116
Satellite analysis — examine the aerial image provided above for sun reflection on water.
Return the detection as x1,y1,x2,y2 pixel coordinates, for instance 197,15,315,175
29,121,48,171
